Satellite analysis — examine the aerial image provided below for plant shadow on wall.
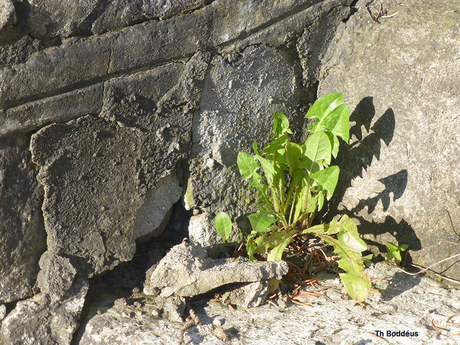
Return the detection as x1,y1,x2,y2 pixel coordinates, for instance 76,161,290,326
322,97,422,299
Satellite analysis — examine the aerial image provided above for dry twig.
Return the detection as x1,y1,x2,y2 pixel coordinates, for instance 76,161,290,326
396,253,460,279
447,313,460,323
309,326,325,339
366,3,382,23
290,299,312,307
380,12,398,19
431,320,449,332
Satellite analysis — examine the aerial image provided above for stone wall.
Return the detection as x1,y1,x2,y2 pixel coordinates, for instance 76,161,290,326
1,0,460,343
0,0,354,342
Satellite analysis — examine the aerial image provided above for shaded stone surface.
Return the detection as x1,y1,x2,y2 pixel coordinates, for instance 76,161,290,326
27,0,101,39
0,0,352,133
318,0,460,279
36,252,78,300
0,134,45,303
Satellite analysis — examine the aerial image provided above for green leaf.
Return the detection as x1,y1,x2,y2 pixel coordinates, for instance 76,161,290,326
237,152,258,180
255,154,276,186
325,131,340,159
285,142,303,175
318,234,371,302
298,157,321,174
337,231,367,253
317,192,325,211
261,134,288,161
302,131,332,166
248,211,277,233
300,218,340,235
215,212,233,242
310,166,340,200
322,103,350,143
386,242,408,264
246,232,257,261
267,230,297,261
306,93,344,133
272,111,292,138
336,215,367,252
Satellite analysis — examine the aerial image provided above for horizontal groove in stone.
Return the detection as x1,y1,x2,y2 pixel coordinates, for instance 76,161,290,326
0,0,347,112
1,84,103,138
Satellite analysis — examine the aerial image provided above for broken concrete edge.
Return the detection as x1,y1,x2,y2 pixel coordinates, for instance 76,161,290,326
143,242,288,309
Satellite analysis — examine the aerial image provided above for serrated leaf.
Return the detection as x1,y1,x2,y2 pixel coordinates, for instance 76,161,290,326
300,218,340,235
336,215,367,252
267,230,297,261
319,234,371,302
215,212,233,242
248,212,277,233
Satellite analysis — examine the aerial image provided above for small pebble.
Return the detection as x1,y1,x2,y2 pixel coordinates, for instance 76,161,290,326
212,318,222,327
151,309,160,318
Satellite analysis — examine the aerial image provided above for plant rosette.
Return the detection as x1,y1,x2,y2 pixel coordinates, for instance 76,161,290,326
235,93,371,302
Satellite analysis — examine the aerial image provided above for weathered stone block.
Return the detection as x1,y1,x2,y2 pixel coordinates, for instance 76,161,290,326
0,0,17,43
0,35,111,107
134,173,182,241
30,115,142,275
28,0,100,39
29,51,210,276
186,45,307,240
37,252,78,300
0,134,46,303
318,0,460,279
92,0,208,34
0,278,88,345
1,83,103,138
144,242,288,300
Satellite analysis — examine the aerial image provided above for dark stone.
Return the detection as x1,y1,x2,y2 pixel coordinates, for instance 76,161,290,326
0,134,45,303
